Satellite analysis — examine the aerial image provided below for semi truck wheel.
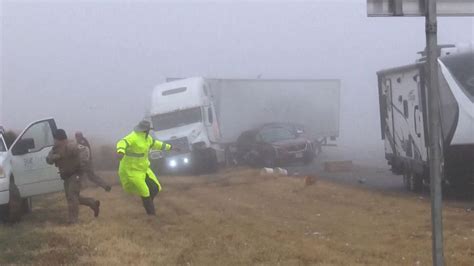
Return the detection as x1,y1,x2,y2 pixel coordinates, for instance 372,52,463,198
206,149,218,173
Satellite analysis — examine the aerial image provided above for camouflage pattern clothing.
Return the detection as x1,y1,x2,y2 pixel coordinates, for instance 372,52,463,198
47,140,99,224
77,142,111,192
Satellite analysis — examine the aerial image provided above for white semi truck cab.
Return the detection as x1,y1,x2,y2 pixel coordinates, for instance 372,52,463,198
150,77,222,173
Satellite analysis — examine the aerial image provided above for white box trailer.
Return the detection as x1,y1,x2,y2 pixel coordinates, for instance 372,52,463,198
378,45,474,191
150,77,340,173
208,79,340,143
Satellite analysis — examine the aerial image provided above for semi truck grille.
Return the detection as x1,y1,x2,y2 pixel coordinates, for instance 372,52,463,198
165,137,190,153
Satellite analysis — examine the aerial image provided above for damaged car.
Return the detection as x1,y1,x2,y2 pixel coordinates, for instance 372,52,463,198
235,123,316,167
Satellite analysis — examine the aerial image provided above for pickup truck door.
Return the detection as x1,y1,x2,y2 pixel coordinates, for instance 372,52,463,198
9,119,63,197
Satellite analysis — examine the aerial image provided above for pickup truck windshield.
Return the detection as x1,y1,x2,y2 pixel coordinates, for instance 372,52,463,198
440,52,474,101
152,107,202,131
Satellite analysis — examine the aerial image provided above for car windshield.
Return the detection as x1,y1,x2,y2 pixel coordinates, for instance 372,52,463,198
260,127,297,143
440,52,474,100
152,107,202,131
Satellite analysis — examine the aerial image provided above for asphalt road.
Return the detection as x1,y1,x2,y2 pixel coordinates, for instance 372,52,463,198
286,146,405,192
285,146,474,207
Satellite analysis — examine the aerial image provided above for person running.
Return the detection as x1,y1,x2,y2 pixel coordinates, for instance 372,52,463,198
116,120,176,215
75,132,112,192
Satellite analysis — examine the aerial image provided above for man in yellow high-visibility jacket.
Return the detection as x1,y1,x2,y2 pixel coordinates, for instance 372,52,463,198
116,120,173,215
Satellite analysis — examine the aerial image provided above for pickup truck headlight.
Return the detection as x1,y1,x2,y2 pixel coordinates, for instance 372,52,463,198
0,166,5,179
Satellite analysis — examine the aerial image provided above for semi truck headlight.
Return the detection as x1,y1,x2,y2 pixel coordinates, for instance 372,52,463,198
183,157,189,164
169,160,177,168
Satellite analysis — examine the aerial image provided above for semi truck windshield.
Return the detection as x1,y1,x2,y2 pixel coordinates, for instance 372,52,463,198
152,107,202,131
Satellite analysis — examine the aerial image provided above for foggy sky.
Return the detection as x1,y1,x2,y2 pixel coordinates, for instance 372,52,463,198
1,0,473,149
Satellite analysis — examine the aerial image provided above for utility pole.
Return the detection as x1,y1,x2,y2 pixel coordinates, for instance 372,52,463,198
425,0,444,264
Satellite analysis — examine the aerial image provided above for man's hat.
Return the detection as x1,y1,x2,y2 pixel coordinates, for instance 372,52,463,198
53,129,68,141
134,120,153,132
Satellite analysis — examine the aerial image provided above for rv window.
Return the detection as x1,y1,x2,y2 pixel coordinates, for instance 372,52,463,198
440,53,474,100
208,107,213,124
0,137,6,152
162,87,187,96
403,100,409,118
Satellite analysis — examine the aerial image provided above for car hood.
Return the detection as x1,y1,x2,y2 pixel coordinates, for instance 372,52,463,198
271,138,309,147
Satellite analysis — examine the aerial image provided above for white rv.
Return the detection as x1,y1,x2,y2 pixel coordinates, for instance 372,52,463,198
378,44,474,191
0,119,63,222
150,77,341,173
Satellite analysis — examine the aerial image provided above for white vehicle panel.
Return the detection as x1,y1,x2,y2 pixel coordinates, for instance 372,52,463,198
9,119,63,198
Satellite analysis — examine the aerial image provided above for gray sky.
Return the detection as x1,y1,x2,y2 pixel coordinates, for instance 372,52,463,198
1,0,473,148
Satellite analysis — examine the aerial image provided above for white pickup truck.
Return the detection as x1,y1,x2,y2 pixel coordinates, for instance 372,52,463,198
0,118,63,223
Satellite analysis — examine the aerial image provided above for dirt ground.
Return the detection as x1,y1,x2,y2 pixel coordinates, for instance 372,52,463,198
1,168,473,265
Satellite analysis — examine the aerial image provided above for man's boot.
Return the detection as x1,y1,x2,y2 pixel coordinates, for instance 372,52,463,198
142,197,156,216
93,201,100,218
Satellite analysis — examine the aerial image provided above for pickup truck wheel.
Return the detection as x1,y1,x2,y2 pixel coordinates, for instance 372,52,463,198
22,197,32,214
6,180,23,223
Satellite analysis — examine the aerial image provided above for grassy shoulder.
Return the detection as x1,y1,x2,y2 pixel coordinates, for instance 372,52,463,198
0,169,473,265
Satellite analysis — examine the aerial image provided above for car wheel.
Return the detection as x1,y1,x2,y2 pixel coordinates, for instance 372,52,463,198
303,151,315,165
262,153,276,168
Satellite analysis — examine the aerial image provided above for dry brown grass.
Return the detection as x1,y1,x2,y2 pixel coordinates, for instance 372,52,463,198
1,168,473,265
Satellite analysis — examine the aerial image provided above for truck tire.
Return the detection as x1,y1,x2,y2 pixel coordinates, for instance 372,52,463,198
22,197,32,214
5,179,23,223
224,147,236,167
206,149,218,173
405,171,422,193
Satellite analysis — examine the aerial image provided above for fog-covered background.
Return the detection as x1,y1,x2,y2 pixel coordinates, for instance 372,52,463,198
1,0,473,158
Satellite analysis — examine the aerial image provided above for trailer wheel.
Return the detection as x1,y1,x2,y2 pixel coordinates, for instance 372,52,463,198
406,171,422,193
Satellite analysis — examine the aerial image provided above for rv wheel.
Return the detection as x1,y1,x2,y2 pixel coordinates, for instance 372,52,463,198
407,171,422,193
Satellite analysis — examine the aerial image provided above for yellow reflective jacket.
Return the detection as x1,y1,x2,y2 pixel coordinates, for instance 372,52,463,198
116,131,171,197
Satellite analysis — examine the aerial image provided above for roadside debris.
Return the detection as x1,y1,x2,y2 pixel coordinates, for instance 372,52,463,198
304,176,316,186
260,167,289,176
